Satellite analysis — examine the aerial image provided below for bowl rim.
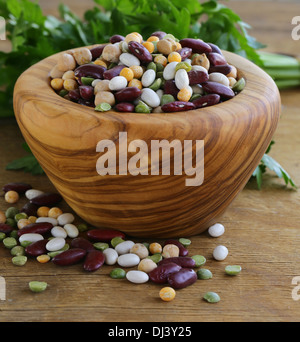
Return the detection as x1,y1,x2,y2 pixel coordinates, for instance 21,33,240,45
14,46,280,126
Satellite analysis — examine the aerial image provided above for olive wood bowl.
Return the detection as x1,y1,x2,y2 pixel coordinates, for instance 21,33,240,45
13,47,281,238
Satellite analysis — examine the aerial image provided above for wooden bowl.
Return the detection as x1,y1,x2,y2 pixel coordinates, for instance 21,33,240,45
13,48,280,238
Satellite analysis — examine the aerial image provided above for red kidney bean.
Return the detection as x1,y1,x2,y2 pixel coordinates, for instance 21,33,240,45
17,222,53,237
192,94,221,108
161,101,196,113
0,223,14,234
110,35,125,44
52,248,87,266
87,229,125,242
128,41,153,64
103,65,126,80
25,240,48,257
79,85,94,100
68,89,81,102
179,38,212,54
83,250,105,272
188,70,209,85
78,98,95,107
115,87,141,103
202,82,235,100
151,31,167,39
207,43,223,55
177,47,192,60
167,268,197,289
207,52,227,67
163,239,188,257
158,257,196,268
164,80,179,98
115,102,135,112
30,193,62,206
74,64,106,80
149,262,182,284
90,44,107,60
21,202,38,217
70,237,95,252
2,182,32,194
209,64,232,76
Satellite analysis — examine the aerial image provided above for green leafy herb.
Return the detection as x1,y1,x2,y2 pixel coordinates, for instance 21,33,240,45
6,143,44,175
252,141,297,189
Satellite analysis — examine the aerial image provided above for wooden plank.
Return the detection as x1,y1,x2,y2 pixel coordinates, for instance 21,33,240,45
1,0,300,322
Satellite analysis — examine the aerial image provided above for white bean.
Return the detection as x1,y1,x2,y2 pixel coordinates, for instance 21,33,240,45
115,240,135,255
51,226,67,238
36,217,58,226
117,253,140,267
119,53,140,67
213,245,228,261
191,65,208,73
57,213,75,226
209,72,230,87
208,223,225,237
103,248,118,265
126,270,149,284
191,84,204,95
163,62,178,80
25,189,44,200
46,237,66,252
156,89,164,101
175,69,189,89
141,69,156,87
19,233,43,244
109,76,128,91
63,224,79,238
141,88,161,108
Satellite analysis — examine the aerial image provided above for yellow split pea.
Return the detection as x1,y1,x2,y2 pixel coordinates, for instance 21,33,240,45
159,287,176,302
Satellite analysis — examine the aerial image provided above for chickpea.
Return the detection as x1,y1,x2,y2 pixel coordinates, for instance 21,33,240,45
162,244,180,258
94,91,116,107
227,65,237,78
157,38,177,55
63,79,78,91
130,243,149,259
62,70,75,80
228,77,237,88
57,53,76,72
49,65,64,79
51,78,64,91
125,33,141,44
94,80,110,94
138,258,157,273
102,44,121,64
73,47,93,66
4,191,19,204
48,207,63,219
0,210,6,224
17,218,31,230
192,53,210,70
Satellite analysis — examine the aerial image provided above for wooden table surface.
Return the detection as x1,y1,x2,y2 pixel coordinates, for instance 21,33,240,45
0,0,300,322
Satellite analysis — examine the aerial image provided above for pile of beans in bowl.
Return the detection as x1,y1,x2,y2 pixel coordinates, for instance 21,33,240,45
49,31,246,113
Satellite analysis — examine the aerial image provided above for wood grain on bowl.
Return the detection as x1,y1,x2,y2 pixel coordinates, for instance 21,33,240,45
13,47,281,238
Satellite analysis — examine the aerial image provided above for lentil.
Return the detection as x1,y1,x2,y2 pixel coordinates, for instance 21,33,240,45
37,254,51,263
